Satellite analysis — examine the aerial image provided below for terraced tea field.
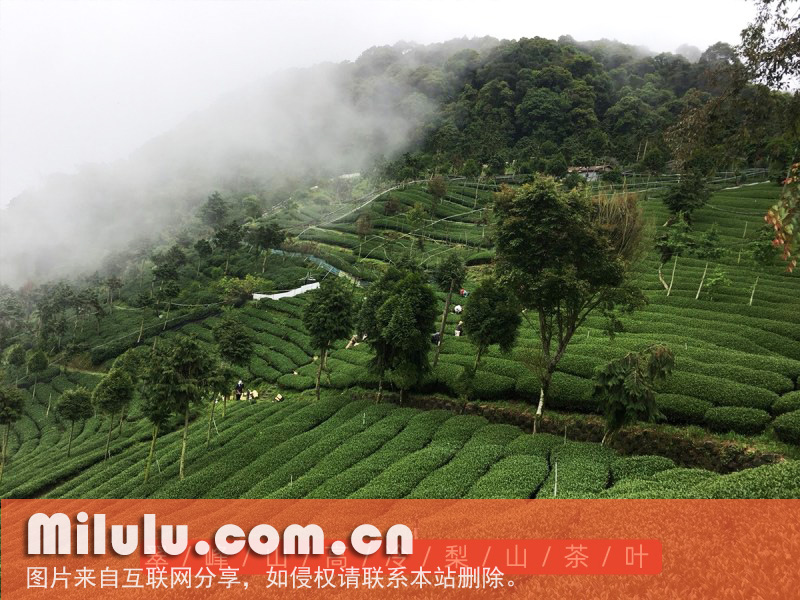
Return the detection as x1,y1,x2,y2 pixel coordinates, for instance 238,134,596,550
2,180,798,500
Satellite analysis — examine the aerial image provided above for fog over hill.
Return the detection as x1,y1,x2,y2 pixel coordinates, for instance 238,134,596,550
0,38,496,286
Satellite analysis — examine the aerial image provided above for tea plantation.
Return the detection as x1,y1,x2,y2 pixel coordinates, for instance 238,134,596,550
1,180,799,500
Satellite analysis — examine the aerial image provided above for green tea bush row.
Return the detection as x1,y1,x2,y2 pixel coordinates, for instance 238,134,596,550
466,455,550,498
610,455,676,482
772,410,800,445
305,410,452,499
267,408,414,499
537,442,615,497
656,394,712,425
773,392,800,416
704,406,772,435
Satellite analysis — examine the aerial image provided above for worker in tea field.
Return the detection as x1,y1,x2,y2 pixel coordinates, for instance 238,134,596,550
235,379,244,402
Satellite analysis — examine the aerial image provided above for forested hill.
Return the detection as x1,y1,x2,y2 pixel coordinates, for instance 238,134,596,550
1,34,796,286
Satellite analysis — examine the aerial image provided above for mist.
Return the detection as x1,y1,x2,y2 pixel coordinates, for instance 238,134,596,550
0,0,756,288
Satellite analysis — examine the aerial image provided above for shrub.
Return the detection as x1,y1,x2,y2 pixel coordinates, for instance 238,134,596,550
691,461,800,499
704,406,772,435
656,394,711,425
772,410,800,445
611,455,676,482
653,468,719,487
773,392,800,416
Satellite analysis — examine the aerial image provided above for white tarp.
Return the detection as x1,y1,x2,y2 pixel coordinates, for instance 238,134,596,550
253,281,320,301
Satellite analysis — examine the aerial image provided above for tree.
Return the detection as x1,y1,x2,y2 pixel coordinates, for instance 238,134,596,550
111,348,147,434
56,387,93,457
355,214,373,258
704,267,733,301
140,344,175,482
92,368,134,460
405,202,428,255
662,172,710,222
248,222,286,272
26,350,48,402
200,191,228,230
105,275,123,310
431,254,466,367
147,336,218,480
462,278,521,369
655,217,693,296
214,222,244,274
302,278,355,400
494,176,646,423
765,162,799,272
360,266,437,402
0,384,24,483
156,281,180,330
748,224,781,304
194,238,213,261
693,224,725,299
427,175,448,206
214,274,271,307
739,0,800,89
213,313,255,368
593,344,675,445
4,344,26,379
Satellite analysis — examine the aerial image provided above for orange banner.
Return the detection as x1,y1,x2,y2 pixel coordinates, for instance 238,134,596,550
2,499,799,598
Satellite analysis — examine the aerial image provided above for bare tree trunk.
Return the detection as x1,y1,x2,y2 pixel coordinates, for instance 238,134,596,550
315,347,327,401
225,256,230,275
67,421,75,457
46,392,52,417
262,251,268,273
749,276,759,307
163,303,171,330
667,256,678,296
223,394,228,418
657,263,669,291
144,424,158,482
473,345,483,370
206,395,217,448
137,317,144,344
118,410,125,436
695,261,709,300
104,413,114,460
377,374,383,403
179,406,190,480
433,280,455,368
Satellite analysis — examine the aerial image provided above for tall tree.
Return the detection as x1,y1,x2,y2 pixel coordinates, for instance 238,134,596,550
655,217,694,296
212,312,254,417
140,344,174,482
462,278,521,369
214,222,244,275
200,191,229,230
427,175,448,206
593,344,675,445
302,278,355,400
148,336,218,480
92,368,134,460
693,224,725,299
0,384,24,483
56,387,93,457
662,172,710,223
26,350,48,402
494,176,645,422
248,222,286,272
359,266,437,402
431,254,466,367
105,275,123,310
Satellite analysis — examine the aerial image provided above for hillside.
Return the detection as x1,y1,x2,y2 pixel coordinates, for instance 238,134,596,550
1,179,799,500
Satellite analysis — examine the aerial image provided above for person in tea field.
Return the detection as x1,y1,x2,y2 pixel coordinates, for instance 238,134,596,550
235,380,244,401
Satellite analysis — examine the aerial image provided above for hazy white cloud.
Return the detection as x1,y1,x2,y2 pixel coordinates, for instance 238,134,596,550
0,0,755,207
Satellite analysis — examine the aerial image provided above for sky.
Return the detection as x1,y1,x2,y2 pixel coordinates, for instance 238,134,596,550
0,0,757,208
